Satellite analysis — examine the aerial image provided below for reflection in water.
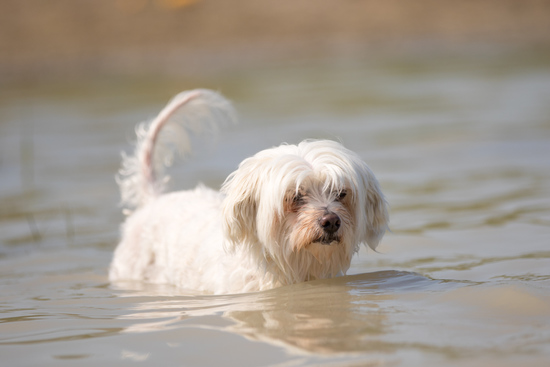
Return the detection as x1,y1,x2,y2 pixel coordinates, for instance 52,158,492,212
110,268,550,365
117,271,462,356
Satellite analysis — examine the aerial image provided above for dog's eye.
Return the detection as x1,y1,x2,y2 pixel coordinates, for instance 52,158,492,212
336,191,347,201
293,193,305,205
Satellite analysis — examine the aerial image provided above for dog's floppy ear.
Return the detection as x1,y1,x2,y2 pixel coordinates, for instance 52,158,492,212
360,166,389,251
221,157,262,250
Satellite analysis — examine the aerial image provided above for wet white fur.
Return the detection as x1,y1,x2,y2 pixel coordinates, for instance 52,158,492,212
109,89,389,294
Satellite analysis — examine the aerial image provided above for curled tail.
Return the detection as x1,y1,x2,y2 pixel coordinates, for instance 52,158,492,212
117,89,237,213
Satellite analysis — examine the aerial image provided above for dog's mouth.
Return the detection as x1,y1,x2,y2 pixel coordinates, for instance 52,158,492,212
316,234,340,246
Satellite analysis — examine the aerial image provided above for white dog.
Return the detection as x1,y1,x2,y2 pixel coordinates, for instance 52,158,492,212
109,89,389,294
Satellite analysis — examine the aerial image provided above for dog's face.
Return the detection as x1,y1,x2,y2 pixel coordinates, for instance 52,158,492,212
278,181,351,261
221,140,388,282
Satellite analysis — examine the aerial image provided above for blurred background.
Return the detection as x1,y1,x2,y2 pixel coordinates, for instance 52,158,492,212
1,0,550,82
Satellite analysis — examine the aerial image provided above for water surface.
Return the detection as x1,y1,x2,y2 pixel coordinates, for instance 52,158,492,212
1,52,550,366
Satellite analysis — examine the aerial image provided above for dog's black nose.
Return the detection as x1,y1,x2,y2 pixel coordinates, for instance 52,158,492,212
320,213,340,234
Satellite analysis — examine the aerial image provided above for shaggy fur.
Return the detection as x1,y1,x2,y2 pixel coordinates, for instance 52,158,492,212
109,89,389,294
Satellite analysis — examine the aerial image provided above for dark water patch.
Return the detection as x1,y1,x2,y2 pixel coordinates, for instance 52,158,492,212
340,270,467,295
53,354,91,360
0,327,124,346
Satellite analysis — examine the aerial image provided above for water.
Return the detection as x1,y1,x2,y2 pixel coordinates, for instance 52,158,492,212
1,52,550,366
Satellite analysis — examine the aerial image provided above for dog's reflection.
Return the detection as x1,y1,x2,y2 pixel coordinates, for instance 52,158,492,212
112,271,425,354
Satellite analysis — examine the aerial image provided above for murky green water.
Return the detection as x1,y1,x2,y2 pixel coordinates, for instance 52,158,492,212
1,52,550,366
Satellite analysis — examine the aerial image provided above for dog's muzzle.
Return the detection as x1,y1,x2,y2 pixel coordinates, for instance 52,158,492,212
318,212,341,245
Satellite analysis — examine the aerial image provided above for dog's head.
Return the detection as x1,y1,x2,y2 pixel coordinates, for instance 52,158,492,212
221,140,388,283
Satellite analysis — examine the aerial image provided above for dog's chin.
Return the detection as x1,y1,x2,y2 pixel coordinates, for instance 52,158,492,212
305,240,341,264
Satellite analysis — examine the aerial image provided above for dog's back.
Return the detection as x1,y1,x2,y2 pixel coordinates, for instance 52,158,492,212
110,90,248,293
